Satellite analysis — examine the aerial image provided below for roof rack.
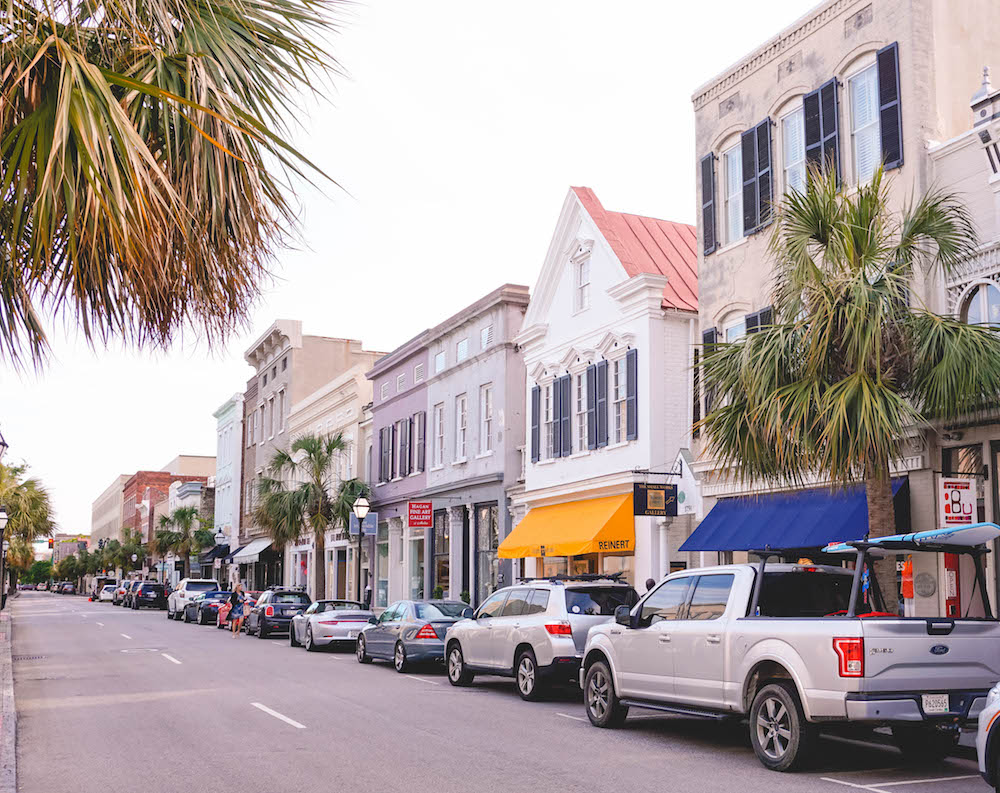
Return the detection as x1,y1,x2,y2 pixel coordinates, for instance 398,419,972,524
516,573,627,584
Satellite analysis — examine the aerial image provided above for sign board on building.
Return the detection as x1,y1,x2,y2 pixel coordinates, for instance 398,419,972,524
348,512,378,536
407,501,433,528
633,483,678,517
939,477,976,528
213,558,222,569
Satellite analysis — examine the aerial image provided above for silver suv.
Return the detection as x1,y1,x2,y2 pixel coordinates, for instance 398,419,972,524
444,576,638,700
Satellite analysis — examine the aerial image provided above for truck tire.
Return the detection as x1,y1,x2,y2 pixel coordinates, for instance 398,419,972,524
584,659,628,728
749,682,816,772
892,725,959,763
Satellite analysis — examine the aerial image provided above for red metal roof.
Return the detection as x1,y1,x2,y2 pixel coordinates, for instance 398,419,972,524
572,187,697,312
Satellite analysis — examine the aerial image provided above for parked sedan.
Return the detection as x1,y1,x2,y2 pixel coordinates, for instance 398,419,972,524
183,591,231,624
131,582,167,610
245,589,311,638
290,600,374,652
358,600,470,672
60,582,76,595
98,584,116,602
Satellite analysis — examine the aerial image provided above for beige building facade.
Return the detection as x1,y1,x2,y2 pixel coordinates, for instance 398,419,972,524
688,0,1000,616
90,474,129,545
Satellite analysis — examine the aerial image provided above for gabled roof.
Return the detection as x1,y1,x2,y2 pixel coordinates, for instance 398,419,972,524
571,187,697,312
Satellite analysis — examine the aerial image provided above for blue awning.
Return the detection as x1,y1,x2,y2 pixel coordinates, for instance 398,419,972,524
679,479,907,553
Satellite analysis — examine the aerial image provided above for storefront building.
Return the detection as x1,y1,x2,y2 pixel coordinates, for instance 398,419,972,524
505,187,699,588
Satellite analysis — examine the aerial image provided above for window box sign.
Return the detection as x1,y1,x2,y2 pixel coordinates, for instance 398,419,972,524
408,501,433,528
633,483,677,517
940,477,976,527
348,512,378,536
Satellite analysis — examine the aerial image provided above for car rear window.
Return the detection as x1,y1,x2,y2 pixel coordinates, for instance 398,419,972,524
186,582,217,592
272,592,311,604
414,602,467,619
140,584,164,592
565,587,639,616
757,570,857,617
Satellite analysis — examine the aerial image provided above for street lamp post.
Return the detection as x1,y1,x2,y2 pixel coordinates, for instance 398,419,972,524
352,497,370,605
0,427,8,464
0,508,7,610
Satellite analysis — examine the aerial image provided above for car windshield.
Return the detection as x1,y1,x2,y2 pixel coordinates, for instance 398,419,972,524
757,570,858,617
186,582,218,592
565,587,639,616
272,592,310,604
414,602,467,619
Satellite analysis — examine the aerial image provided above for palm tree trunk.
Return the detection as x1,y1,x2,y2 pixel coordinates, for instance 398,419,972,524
314,531,326,600
865,463,897,613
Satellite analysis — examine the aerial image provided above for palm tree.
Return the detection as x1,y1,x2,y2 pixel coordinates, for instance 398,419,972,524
255,433,347,599
1,0,345,367
699,165,1000,599
332,478,373,602
158,507,201,578
0,462,55,593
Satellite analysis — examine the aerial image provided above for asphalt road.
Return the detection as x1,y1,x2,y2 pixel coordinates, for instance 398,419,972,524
9,592,990,793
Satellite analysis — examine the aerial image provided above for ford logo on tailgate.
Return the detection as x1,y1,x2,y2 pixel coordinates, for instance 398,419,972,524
930,644,949,656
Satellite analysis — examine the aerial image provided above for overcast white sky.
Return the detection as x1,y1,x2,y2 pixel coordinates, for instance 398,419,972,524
2,0,814,532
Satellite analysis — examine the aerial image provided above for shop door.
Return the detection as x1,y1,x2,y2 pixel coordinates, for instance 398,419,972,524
336,550,346,599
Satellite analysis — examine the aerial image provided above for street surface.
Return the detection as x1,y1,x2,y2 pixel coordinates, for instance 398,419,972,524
10,592,988,793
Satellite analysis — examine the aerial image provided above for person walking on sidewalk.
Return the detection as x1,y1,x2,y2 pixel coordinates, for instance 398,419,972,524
229,583,246,638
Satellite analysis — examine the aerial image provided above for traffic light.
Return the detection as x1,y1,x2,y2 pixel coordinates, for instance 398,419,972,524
48,538,54,549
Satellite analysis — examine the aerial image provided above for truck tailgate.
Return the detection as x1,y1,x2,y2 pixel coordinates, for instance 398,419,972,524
860,619,1000,692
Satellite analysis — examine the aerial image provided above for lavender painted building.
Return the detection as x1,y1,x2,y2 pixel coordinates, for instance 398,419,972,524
367,284,529,608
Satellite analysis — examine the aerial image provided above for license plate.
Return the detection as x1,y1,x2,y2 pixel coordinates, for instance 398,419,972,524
348,630,359,639
922,693,950,714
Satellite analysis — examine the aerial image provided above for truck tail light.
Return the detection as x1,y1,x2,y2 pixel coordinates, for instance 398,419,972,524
414,624,437,640
833,637,864,677
544,622,572,636
265,605,274,617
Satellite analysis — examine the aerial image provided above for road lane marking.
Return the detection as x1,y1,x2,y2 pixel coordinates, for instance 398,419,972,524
406,676,440,686
821,780,881,791
120,633,132,639
161,653,182,665
872,776,978,787
96,622,104,627
556,712,587,722
251,703,306,729
271,641,284,646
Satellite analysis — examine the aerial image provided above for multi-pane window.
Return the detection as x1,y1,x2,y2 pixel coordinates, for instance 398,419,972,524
962,283,1000,326
258,406,265,445
456,338,469,362
268,397,276,437
726,321,747,342
433,403,445,467
396,373,406,392
724,144,743,244
434,351,445,373
480,325,494,349
850,64,880,184
455,395,468,460
380,382,389,401
414,363,425,383
543,384,555,459
782,107,806,194
277,390,285,433
612,358,628,444
247,413,254,447
479,384,493,454
575,373,588,452
575,258,591,312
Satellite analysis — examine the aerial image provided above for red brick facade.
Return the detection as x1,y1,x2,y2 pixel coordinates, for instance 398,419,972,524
122,471,209,542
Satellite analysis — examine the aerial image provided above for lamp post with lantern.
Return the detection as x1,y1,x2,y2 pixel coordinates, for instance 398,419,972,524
352,497,370,605
0,507,8,610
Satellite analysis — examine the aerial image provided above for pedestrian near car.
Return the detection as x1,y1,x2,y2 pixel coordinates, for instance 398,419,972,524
229,584,246,637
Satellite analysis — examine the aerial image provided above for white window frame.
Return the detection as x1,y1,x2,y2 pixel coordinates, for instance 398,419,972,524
396,373,406,393
479,384,493,454
781,106,806,195
575,258,591,312
612,357,628,444
542,383,555,459
725,318,747,342
574,372,588,453
433,403,445,468
962,282,1000,326
480,325,494,349
268,397,275,439
849,62,880,185
455,394,468,461
724,143,743,244
277,389,285,433
434,351,445,374
257,406,265,446
456,338,469,363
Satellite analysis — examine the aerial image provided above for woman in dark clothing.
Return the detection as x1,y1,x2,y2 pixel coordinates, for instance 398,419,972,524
229,583,245,637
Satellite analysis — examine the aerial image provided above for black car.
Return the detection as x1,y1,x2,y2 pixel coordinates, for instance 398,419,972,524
183,591,231,624
131,582,167,610
245,589,311,638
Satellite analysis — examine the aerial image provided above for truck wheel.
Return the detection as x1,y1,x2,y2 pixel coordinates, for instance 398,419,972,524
749,682,816,772
584,660,628,728
892,725,958,763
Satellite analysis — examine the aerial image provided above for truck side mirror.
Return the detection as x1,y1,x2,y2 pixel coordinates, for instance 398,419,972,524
615,605,632,627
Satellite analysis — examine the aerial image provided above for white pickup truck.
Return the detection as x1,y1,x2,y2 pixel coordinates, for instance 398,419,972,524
581,522,1000,771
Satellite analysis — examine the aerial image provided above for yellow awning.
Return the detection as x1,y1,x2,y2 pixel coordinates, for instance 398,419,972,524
498,494,635,559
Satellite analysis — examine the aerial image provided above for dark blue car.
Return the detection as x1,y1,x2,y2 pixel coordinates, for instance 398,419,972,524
357,600,470,672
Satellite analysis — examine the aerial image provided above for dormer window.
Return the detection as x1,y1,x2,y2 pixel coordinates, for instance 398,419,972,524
575,258,591,312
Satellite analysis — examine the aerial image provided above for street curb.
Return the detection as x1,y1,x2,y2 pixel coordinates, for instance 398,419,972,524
0,612,16,793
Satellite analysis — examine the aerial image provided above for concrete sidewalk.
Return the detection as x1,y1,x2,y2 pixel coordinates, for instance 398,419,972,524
0,611,15,793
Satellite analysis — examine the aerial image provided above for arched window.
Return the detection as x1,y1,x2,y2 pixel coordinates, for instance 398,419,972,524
962,283,1000,326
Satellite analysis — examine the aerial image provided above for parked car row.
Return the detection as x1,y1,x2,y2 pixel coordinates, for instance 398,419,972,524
77,523,1000,782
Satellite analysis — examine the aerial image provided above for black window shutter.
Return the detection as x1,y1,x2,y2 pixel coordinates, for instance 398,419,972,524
530,386,540,463
559,375,572,457
804,79,839,183
755,119,773,227
702,328,718,415
378,428,385,482
803,88,823,170
692,349,701,436
596,360,609,447
586,365,597,450
741,128,758,236
416,412,426,472
745,311,760,335
700,154,717,255
758,305,774,328
404,417,411,476
552,380,562,458
625,348,638,441
877,42,903,170
390,423,396,479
